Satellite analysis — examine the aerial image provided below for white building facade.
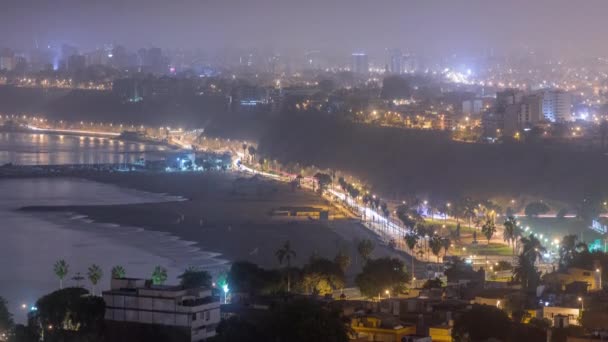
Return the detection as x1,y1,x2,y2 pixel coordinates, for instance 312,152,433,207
103,278,221,341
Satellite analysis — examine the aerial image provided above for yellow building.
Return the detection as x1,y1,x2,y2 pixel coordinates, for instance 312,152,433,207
351,315,416,342
429,325,453,342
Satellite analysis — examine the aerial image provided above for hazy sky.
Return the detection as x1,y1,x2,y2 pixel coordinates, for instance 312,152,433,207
2,0,607,58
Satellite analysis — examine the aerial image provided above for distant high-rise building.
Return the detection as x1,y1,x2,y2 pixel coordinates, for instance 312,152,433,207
304,50,321,70
137,47,167,74
387,49,402,74
542,89,572,122
66,54,86,71
351,52,369,74
496,89,524,109
0,48,15,71
402,54,417,73
518,94,543,126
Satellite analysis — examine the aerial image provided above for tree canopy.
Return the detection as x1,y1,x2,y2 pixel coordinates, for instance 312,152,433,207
355,257,410,298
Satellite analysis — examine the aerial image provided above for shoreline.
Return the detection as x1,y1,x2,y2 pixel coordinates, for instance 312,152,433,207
13,172,420,280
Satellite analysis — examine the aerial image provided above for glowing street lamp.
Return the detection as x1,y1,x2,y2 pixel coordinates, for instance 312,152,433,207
222,284,229,304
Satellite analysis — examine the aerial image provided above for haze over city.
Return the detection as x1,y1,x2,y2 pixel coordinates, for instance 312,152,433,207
3,0,608,58
3,1,608,342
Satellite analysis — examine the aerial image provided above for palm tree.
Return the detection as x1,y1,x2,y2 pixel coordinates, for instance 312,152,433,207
404,233,419,275
111,265,126,279
247,146,257,163
503,216,517,254
520,234,546,265
356,239,375,263
441,237,451,258
152,266,168,285
481,219,496,244
558,234,588,269
53,260,69,289
87,264,103,296
275,241,297,292
429,235,443,263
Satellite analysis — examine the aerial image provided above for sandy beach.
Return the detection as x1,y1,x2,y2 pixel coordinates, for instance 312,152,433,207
20,171,416,281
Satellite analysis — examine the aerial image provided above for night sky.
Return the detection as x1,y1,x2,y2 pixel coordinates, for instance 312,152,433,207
2,0,607,58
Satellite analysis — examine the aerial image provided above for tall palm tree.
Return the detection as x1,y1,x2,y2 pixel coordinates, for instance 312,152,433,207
441,237,451,258
87,264,103,296
503,216,517,254
520,234,546,264
275,241,297,292
111,265,126,279
152,266,168,285
429,235,443,262
241,143,247,159
404,233,419,275
53,260,69,289
247,146,257,163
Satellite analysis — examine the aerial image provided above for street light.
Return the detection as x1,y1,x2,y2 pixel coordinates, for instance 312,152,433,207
222,284,229,304
578,297,584,311
385,289,390,299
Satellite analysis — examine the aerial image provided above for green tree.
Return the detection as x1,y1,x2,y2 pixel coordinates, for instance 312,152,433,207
226,261,283,296
34,287,105,338
422,278,443,289
313,173,332,194
356,239,375,262
53,260,69,289
152,266,168,285
0,296,13,337
452,304,511,342
275,241,297,292
558,234,588,270
301,258,345,295
87,264,103,296
178,266,212,288
525,202,550,217
247,146,256,163
275,299,348,342
481,219,496,244
111,265,126,279
333,250,351,274
355,257,410,298
396,204,423,229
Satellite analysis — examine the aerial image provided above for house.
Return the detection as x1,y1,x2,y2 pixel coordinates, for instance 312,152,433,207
103,278,221,342
544,267,600,291
429,324,453,342
543,306,581,327
472,288,518,309
350,313,417,342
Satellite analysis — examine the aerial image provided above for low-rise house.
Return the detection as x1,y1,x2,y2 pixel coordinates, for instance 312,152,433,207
543,306,581,327
350,313,417,342
103,278,221,342
428,324,453,342
544,267,600,291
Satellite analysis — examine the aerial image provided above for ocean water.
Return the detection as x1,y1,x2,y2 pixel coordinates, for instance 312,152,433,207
0,178,227,323
0,132,168,165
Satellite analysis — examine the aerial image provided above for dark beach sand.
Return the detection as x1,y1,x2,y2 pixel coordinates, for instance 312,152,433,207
21,172,420,280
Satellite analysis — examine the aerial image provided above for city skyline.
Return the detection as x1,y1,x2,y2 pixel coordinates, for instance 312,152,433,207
2,0,608,59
